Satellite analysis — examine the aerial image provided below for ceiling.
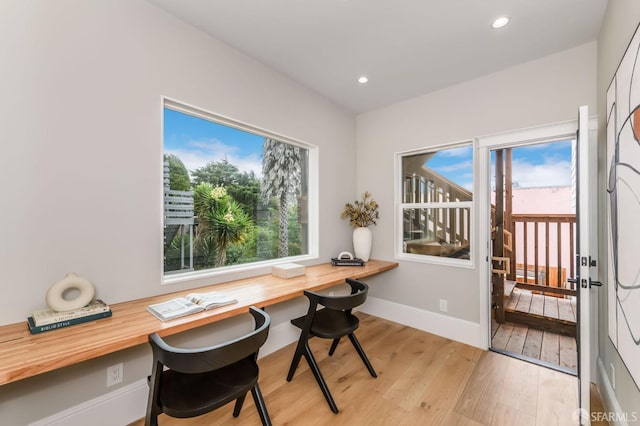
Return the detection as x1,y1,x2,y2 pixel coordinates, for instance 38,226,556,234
147,0,607,114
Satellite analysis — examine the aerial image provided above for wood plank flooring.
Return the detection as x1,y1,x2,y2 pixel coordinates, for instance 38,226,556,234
129,314,604,425
492,320,577,372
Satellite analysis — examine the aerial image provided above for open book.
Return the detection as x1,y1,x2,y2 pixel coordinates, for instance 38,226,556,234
146,291,237,322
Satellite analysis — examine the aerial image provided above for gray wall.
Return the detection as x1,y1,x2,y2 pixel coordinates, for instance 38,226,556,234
356,42,597,323
597,0,640,417
0,1,356,423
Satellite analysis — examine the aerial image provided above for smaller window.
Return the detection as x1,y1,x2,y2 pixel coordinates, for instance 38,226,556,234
397,143,474,265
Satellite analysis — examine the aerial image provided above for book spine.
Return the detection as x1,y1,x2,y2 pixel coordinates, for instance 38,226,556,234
34,305,110,326
28,311,112,334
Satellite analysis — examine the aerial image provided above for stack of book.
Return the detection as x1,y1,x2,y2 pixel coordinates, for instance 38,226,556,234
271,263,305,278
331,257,365,266
27,299,112,334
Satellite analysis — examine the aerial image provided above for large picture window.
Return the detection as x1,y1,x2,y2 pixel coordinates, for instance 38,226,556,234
397,143,474,265
163,99,316,281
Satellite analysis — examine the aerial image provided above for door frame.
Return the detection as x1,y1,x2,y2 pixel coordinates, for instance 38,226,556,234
477,117,599,377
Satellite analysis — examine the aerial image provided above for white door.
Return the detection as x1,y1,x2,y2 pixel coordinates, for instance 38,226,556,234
575,105,599,424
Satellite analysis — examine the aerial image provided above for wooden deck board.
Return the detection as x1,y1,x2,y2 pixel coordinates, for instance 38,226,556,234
505,290,520,310
522,328,543,359
492,320,576,373
543,296,559,320
492,322,513,350
505,323,528,354
540,330,560,365
529,294,545,316
515,291,533,313
557,298,575,322
559,334,578,370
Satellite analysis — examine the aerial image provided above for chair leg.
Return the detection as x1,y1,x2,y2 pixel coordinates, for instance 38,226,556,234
328,338,340,356
287,346,304,381
251,383,272,426
233,393,247,417
301,342,339,413
348,333,377,378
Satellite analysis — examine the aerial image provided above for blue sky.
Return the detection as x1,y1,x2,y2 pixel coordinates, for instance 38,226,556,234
165,108,574,188
164,108,264,176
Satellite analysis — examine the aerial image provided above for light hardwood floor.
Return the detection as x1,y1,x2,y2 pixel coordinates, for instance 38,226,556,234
130,314,605,426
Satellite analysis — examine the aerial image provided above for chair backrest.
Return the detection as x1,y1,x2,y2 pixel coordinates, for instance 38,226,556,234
148,306,270,374
304,278,369,311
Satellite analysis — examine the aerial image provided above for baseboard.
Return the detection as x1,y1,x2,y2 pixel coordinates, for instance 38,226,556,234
258,319,300,358
29,379,148,426
597,357,630,426
31,299,481,424
360,296,483,349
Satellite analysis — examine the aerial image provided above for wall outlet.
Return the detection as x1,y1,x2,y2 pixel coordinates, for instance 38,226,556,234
107,363,123,387
610,363,615,390
439,299,448,312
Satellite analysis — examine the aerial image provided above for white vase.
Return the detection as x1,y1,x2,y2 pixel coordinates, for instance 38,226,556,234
353,227,372,261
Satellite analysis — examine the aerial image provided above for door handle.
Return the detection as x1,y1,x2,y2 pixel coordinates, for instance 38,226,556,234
590,279,603,288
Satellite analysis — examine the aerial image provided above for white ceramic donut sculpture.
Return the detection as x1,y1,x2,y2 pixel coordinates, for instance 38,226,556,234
46,273,95,312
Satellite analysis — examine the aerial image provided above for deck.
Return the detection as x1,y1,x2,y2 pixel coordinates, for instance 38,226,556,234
503,284,577,337
491,320,577,372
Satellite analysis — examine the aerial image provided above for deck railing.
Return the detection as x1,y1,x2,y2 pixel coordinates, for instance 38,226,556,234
508,213,576,294
403,172,472,248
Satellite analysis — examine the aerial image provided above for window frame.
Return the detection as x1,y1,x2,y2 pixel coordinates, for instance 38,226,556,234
162,97,319,285
394,140,475,268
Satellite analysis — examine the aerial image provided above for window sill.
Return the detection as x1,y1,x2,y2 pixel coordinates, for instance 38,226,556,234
162,254,319,286
395,252,474,269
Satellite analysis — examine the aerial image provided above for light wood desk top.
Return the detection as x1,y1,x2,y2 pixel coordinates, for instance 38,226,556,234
0,259,397,386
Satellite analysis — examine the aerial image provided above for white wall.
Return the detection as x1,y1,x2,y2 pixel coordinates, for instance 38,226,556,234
356,42,597,324
0,1,357,423
597,0,640,418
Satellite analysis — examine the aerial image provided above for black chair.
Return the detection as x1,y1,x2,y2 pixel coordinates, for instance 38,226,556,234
286,278,377,413
145,306,271,426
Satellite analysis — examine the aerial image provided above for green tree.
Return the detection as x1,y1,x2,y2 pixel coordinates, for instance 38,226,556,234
193,183,253,267
261,138,301,258
191,160,260,219
163,154,191,191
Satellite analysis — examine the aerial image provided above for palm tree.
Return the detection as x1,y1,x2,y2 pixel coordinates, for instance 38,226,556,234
261,138,301,258
193,183,252,267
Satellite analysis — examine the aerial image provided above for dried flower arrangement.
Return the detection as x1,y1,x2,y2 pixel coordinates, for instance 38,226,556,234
341,191,379,228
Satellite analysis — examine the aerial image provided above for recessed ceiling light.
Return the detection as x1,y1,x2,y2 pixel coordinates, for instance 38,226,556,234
358,76,369,84
492,16,509,29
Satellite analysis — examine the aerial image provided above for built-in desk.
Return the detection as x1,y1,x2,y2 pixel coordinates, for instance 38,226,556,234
0,259,397,386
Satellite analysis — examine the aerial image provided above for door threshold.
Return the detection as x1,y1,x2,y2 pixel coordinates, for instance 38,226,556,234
489,347,577,376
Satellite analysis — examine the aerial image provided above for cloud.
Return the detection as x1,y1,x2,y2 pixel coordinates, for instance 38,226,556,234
165,137,263,177
433,160,473,173
508,158,572,188
438,146,473,158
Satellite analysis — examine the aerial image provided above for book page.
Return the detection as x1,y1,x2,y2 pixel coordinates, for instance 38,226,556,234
146,297,203,321
185,291,237,310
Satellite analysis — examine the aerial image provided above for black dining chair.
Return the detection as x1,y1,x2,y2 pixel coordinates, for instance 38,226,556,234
286,278,377,413
145,306,272,426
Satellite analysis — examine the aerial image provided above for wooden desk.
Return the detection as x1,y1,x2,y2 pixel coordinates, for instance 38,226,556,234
0,260,397,386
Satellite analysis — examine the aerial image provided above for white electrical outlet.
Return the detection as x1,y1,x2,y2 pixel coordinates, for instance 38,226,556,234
107,363,123,387
439,299,448,312
611,363,615,390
